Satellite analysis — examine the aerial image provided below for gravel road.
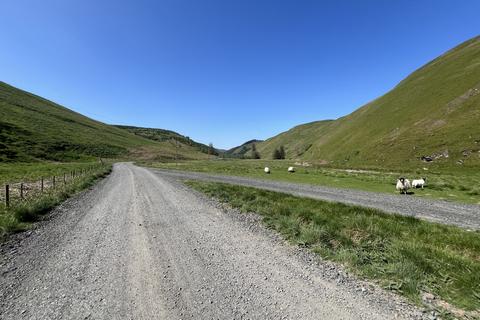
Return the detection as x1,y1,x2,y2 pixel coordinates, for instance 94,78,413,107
0,163,425,319
152,168,480,230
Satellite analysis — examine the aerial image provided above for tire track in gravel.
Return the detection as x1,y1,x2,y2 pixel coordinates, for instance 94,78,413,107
0,163,425,319
151,168,480,230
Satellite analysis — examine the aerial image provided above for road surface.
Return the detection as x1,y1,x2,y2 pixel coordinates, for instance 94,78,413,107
0,163,424,319
152,168,480,230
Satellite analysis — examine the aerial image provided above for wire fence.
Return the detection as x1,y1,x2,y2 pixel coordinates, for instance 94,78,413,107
0,166,103,209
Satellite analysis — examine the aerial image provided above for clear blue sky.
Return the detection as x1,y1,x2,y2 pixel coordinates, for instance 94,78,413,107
1,1,479,149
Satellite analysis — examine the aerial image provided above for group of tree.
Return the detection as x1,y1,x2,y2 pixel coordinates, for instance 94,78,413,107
251,143,261,159
208,143,217,156
272,145,286,159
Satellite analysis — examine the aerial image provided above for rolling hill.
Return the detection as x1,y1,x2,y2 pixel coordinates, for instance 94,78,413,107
224,139,264,158
0,81,208,162
114,125,214,155
257,36,480,168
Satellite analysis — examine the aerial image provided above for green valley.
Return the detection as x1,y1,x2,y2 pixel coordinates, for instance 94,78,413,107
256,36,480,169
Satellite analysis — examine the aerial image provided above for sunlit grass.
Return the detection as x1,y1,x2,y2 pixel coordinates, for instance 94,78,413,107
146,159,480,204
0,164,111,239
187,180,480,312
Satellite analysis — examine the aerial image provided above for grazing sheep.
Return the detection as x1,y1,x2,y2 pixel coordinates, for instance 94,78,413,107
396,177,411,194
405,179,411,191
412,177,427,189
264,167,270,174
288,166,295,173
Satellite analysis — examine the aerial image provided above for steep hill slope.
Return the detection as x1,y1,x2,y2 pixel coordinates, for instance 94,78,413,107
0,82,207,162
258,36,480,168
224,139,264,158
258,121,333,159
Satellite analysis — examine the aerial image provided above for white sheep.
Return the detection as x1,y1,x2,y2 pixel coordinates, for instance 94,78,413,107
264,167,270,174
412,177,427,189
288,166,295,173
396,177,411,194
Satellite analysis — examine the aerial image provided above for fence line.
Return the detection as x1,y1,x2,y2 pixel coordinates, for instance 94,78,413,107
1,165,103,209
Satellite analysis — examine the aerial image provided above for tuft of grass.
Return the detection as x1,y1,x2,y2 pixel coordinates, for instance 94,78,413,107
0,165,111,239
187,180,480,312
468,188,480,196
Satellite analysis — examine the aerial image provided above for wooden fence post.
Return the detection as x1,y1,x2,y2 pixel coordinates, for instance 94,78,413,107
53,176,56,189
41,178,44,193
20,183,24,200
64,173,66,185
5,185,9,208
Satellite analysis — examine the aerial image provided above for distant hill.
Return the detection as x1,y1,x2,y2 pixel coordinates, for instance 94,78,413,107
114,125,213,155
225,139,263,158
258,36,480,168
0,82,208,162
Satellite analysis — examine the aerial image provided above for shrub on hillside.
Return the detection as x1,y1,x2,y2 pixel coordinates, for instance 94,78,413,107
273,145,286,159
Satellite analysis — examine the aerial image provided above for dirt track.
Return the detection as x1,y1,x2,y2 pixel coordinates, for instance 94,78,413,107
0,163,424,319
152,168,480,230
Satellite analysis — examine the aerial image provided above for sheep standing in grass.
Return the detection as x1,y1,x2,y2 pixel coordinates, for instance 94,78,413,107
264,167,270,174
405,179,412,191
396,177,411,194
288,166,295,173
412,177,427,189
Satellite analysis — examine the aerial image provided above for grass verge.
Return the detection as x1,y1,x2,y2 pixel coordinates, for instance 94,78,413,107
146,159,480,205
186,180,480,315
0,164,111,239
0,162,110,185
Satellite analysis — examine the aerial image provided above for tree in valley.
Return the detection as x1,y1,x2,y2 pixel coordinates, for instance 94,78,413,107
251,143,261,159
279,145,286,159
273,145,286,159
208,143,215,155
273,148,281,159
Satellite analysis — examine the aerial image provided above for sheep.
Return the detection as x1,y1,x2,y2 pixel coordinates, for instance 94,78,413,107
404,179,411,192
264,167,270,174
288,166,295,173
396,177,411,194
412,177,427,189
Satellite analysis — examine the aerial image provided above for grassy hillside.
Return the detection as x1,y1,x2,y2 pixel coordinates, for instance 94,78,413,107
258,36,480,169
224,139,264,158
115,125,212,155
258,121,333,160
0,81,207,162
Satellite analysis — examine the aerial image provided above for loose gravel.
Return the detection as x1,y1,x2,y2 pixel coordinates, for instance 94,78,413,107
152,168,480,230
0,163,427,319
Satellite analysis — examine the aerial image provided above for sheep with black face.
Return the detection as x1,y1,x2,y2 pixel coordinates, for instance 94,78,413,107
396,177,411,194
